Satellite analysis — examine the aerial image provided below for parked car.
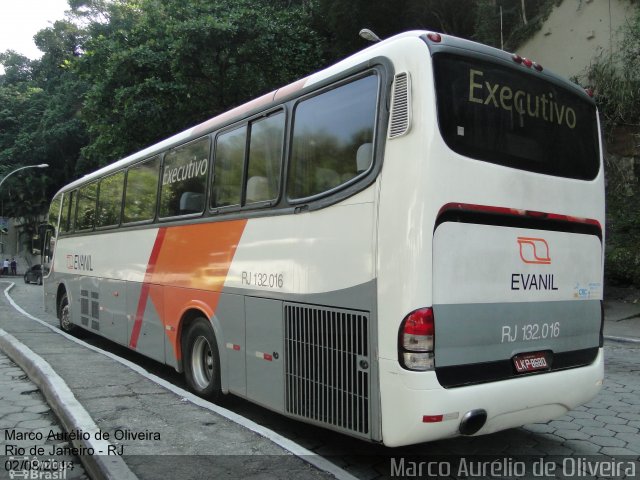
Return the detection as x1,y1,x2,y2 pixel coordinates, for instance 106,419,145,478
24,264,43,285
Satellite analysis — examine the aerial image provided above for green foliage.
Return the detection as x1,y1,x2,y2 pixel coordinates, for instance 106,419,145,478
473,0,559,50
0,18,88,228
583,7,640,130
605,156,640,287
312,0,478,61
605,190,640,286
77,0,324,168
580,6,640,287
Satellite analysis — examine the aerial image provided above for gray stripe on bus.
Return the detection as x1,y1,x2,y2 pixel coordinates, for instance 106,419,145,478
433,300,601,367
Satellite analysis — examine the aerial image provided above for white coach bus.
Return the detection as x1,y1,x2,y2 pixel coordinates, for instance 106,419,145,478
42,31,605,447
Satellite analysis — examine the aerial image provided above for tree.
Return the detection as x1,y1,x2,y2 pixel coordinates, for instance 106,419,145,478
76,0,324,169
0,55,49,218
0,15,88,223
583,6,640,287
311,0,478,62
33,20,90,185
473,0,559,50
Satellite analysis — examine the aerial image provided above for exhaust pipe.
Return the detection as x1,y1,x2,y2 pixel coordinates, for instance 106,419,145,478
459,409,487,435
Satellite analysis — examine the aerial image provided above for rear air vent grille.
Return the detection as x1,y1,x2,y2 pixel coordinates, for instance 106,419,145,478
389,72,411,138
284,303,370,437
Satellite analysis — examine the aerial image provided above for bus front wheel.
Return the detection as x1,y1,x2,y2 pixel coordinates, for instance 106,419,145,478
184,318,222,402
58,293,75,333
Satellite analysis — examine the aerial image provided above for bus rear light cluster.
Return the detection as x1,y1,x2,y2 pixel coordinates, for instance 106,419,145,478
512,54,543,72
399,307,435,371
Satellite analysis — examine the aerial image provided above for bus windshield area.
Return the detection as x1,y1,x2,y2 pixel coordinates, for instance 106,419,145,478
433,52,600,180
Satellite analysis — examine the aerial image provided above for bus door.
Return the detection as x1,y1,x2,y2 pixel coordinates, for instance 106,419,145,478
245,297,284,412
126,282,166,363
98,279,128,346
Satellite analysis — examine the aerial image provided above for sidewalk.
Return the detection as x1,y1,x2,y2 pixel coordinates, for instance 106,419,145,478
0,351,88,480
603,297,640,343
0,283,342,480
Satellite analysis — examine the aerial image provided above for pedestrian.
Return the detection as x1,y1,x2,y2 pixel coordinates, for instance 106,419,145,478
2,259,8,276
10,258,17,276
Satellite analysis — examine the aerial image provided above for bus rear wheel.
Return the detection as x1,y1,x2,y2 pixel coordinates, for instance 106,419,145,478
58,293,75,333
184,318,222,402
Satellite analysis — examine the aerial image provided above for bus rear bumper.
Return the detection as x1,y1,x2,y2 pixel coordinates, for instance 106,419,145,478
378,348,604,447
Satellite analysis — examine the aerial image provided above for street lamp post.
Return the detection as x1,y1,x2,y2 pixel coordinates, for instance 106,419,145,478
0,164,49,191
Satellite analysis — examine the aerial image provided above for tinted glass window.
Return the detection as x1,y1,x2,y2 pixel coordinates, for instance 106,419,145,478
48,195,62,232
76,182,97,231
97,171,124,228
433,53,599,180
60,190,76,233
246,112,284,204
212,126,246,208
288,74,378,199
124,156,160,223
160,137,210,217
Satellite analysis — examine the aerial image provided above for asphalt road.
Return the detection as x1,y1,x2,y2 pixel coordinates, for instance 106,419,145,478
4,283,640,479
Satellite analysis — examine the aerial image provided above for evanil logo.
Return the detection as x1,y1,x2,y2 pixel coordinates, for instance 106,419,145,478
66,254,93,271
517,237,551,264
512,237,557,291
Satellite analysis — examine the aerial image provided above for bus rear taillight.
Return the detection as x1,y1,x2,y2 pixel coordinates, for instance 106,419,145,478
399,307,435,371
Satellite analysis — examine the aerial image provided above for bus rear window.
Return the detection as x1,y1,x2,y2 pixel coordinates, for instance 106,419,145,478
433,53,599,180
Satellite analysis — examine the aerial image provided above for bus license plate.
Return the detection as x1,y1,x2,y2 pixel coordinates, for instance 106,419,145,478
513,351,550,373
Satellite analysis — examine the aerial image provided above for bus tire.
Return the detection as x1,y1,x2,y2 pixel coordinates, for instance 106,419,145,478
184,318,222,402
58,293,75,333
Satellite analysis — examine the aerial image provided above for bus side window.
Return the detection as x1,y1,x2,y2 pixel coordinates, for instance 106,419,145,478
47,194,62,237
245,112,284,204
160,137,210,218
60,190,77,234
212,126,246,209
76,181,98,231
97,171,125,228
288,74,378,200
124,156,161,223
45,194,62,261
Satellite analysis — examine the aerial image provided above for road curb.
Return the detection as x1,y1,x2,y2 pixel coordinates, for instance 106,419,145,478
604,334,640,345
0,325,137,480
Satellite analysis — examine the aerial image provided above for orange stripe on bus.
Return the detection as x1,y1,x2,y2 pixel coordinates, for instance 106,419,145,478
129,227,167,349
148,220,247,290
136,220,247,359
